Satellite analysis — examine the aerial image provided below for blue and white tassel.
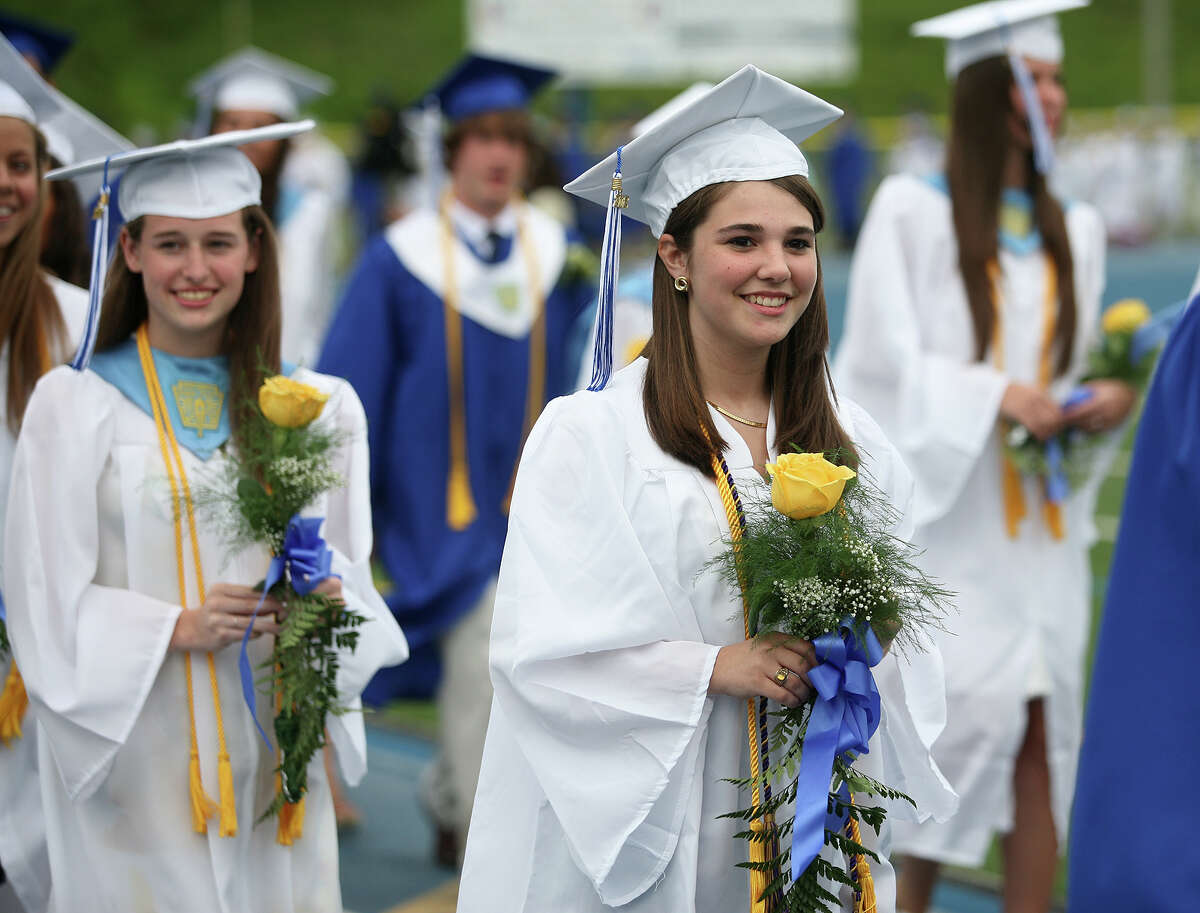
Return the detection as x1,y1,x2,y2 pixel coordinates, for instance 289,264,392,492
1007,50,1056,176
586,146,628,392
71,156,113,371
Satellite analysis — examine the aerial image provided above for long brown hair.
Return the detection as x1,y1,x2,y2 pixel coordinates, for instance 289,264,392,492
0,124,67,431
947,55,1076,376
642,175,856,478
41,158,90,286
94,205,282,448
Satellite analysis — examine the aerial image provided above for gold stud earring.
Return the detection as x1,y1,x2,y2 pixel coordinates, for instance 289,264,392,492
674,276,689,292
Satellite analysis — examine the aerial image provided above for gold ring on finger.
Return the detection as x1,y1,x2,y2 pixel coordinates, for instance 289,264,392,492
774,666,790,685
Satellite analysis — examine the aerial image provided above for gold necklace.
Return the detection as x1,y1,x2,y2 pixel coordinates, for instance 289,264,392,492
706,400,767,428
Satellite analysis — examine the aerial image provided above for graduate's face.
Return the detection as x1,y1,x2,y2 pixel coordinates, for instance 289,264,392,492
122,212,260,357
451,120,528,218
1009,57,1068,141
212,109,285,174
660,181,818,358
0,117,41,250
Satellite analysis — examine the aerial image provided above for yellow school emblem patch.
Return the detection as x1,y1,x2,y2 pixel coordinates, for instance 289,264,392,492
173,380,224,437
495,283,521,314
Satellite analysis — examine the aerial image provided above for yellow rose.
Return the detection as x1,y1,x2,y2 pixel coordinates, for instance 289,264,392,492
258,376,330,428
1102,299,1151,335
764,452,856,520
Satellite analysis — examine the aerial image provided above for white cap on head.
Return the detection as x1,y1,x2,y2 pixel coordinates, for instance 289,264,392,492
566,65,841,238
912,0,1088,78
118,147,262,221
47,119,314,218
566,66,840,391
0,80,34,123
0,33,133,201
189,46,333,122
0,30,64,126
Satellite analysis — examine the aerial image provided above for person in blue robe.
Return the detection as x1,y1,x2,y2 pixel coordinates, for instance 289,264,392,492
1066,290,1200,909
317,52,594,862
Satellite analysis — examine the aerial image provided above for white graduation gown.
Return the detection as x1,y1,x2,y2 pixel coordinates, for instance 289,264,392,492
0,276,88,913
458,358,956,913
832,174,1107,865
3,364,408,913
277,132,351,367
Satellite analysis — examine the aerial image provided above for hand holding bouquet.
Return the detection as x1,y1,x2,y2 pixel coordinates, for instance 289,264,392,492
1006,299,1155,498
711,451,949,913
200,375,366,832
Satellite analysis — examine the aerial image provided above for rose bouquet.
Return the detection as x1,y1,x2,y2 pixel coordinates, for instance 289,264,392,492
711,451,950,913
199,375,365,832
1007,298,1157,497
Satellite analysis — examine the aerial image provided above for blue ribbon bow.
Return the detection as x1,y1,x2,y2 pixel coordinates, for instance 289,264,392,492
790,619,883,882
239,515,338,747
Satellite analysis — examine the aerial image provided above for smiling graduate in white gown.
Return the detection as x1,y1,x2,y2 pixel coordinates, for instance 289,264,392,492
458,67,956,913
5,125,406,913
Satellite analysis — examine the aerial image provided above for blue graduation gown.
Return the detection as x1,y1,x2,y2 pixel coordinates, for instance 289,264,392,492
1067,293,1200,908
318,205,593,700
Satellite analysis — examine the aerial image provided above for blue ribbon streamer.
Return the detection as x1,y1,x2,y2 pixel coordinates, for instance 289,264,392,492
790,619,883,883
239,515,338,748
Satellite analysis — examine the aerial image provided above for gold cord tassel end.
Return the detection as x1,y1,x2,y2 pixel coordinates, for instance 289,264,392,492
0,663,28,746
217,752,238,837
188,749,217,833
446,464,477,531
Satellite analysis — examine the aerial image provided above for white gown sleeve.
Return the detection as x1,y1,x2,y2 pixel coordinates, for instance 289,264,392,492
4,368,182,801
840,400,959,825
489,396,720,906
311,376,408,787
834,177,1009,529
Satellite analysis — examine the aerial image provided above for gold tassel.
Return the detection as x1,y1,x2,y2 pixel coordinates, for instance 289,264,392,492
188,748,217,833
446,463,477,531
747,812,777,913
1043,501,1065,541
846,805,877,913
217,751,237,837
0,663,28,746
1001,456,1026,538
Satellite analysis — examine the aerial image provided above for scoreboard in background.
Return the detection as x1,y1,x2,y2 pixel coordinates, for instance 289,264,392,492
467,0,859,85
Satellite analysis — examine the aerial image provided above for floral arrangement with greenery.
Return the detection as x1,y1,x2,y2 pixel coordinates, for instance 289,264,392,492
200,374,366,825
711,451,951,913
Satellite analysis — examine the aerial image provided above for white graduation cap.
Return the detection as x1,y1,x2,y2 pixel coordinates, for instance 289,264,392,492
912,0,1088,175
188,46,333,133
564,65,841,391
0,33,133,202
46,119,315,371
912,0,1087,77
0,31,61,126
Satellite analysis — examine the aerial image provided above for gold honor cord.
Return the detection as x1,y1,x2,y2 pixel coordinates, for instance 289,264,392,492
990,255,1065,540
705,427,782,913
439,193,547,530
1,330,64,745
136,325,238,836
